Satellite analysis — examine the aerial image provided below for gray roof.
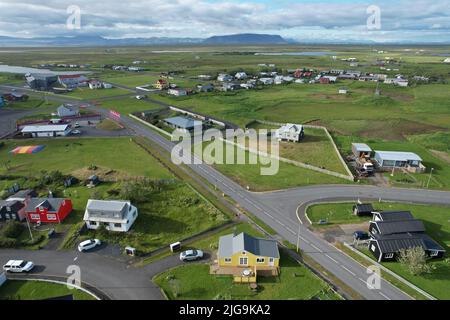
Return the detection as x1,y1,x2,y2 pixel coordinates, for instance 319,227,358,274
57,104,79,112
26,198,66,213
85,199,130,220
372,219,425,235
218,232,280,258
164,116,202,129
352,143,372,152
375,211,414,221
375,151,422,162
355,203,374,213
7,189,36,201
373,233,445,253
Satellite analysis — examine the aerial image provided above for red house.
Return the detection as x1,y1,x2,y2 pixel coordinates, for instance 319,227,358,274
25,198,73,223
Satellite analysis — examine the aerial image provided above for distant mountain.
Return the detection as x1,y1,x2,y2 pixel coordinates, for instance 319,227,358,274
203,33,291,45
0,35,203,47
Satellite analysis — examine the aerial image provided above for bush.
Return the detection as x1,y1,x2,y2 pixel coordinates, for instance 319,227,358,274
398,246,433,276
1,221,25,238
0,237,18,248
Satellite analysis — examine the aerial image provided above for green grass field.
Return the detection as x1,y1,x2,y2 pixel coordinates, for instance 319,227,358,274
0,280,95,300
98,97,163,114
63,87,130,100
0,138,172,179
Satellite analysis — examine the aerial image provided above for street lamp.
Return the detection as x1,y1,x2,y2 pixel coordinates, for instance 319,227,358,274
427,168,434,189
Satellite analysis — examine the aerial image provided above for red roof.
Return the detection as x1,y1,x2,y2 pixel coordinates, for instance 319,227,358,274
58,74,84,79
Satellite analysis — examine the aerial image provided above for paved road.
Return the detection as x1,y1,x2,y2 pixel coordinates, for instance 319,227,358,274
3,84,450,300
0,248,183,300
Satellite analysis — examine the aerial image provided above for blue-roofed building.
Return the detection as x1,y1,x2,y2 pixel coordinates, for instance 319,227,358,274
374,151,426,173
163,116,203,133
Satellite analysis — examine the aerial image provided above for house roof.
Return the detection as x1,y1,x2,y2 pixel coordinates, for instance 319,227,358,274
164,116,202,129
26,198,66,213
277,123,303,133
375,151,422,162
21,124,70,133
85,199,131,220
218,232,280,258
373,233,445,253
57,104,79,112
355,203,374,213
0,200,24,211
352,143,372,153
374,211,414,221
7,189,36,201
372,219,426,235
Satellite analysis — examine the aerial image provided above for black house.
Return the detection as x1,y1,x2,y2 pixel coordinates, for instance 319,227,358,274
0,200,25,221
372,210,414,222
369,219,425,236
369,233,445,262
353,203,374,216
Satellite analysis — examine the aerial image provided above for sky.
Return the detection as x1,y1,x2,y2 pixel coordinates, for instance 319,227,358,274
0,0,449,43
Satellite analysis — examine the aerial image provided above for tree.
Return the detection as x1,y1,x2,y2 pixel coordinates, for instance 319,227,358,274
398,246,432,276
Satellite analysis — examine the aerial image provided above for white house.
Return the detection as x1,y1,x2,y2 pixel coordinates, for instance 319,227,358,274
235,72,248,80
217,74,233,82
84,199,138,232
275,123,305,143
88,80,103,89
259,78,274,85
57,104,79,117
21,124,72,138
168,88,188,96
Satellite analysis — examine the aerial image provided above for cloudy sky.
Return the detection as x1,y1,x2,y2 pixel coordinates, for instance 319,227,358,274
0,0,449,43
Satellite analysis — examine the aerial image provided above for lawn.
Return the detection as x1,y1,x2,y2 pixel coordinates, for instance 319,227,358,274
307,202,450,247
2,98,57,110
194,140,351,191
96,118,123,131
98,97,163,115
0,137,173,179
0,280,95,300
154,250,340,300
63,87,130,100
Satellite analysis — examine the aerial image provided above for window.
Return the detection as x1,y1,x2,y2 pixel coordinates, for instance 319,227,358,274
114,223,122,228
47,214,57,221
239,257,248,266
224,258,232,263
385,253,394,259
256,258,265,263
371,244,376,252
430,251,439,257
30,214,40,220
89,221,97,226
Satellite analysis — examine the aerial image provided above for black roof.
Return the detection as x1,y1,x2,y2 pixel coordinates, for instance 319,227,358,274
373,233,445,253
354,203,374,213
375,211,414,221
372,219,425,235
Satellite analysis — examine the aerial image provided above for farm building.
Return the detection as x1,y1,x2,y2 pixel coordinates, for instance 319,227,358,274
26,198,73,223
57,104,79,117
213,232,280,282
58,74,88,88
84,199,138,232
25,73,58,91
0,200,26,221
21,124,72,138
275,123,304,143
372,211,414,222
374,151,426,173
353,203,374,216
369,233,445,262
352,143,372,158
163,116,203,133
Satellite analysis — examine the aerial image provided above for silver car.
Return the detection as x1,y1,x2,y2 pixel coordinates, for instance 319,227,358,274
179,249,204,262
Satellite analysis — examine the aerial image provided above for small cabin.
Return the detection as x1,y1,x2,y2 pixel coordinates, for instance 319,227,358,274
353,203,374,216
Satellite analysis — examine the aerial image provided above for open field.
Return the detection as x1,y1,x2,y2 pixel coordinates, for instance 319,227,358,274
0,280,95,300
154,223,339,300
97,97,163,115
63,87,130,100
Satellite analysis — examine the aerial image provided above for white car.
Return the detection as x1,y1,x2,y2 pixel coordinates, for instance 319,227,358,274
71,130,81,135
180,249,204,262
135,95,147,100
78,239,101,252
74,122,81,128
3,260,35,273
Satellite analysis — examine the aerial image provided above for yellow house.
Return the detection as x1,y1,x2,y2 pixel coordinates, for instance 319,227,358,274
215,232,280,282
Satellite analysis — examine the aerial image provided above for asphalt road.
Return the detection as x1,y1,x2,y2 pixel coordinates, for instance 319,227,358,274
0,248,184,300
2,84,450,300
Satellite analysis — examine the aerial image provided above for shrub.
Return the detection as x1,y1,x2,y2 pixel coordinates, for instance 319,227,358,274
398,246,433,276
2,221,25,238
0,237,18,248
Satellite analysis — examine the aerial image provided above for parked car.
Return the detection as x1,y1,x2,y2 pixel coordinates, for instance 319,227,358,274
135,95,147,100
318,219,328,225
3,260,35,273
353,231,370,241
74,122,81,128
78,239,101,252
71,130,81,135
179,249,204,262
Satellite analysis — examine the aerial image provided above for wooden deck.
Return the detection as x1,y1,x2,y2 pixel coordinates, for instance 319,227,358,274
210,262,279,283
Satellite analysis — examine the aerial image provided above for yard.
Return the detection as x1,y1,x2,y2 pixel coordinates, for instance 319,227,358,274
63,87,130,100
153,223,340,300
98,97,164,115
0,280,95,300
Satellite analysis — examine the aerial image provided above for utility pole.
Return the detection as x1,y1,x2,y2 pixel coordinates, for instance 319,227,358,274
296,223,301,253
427,168,434,188
25,214,33,241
